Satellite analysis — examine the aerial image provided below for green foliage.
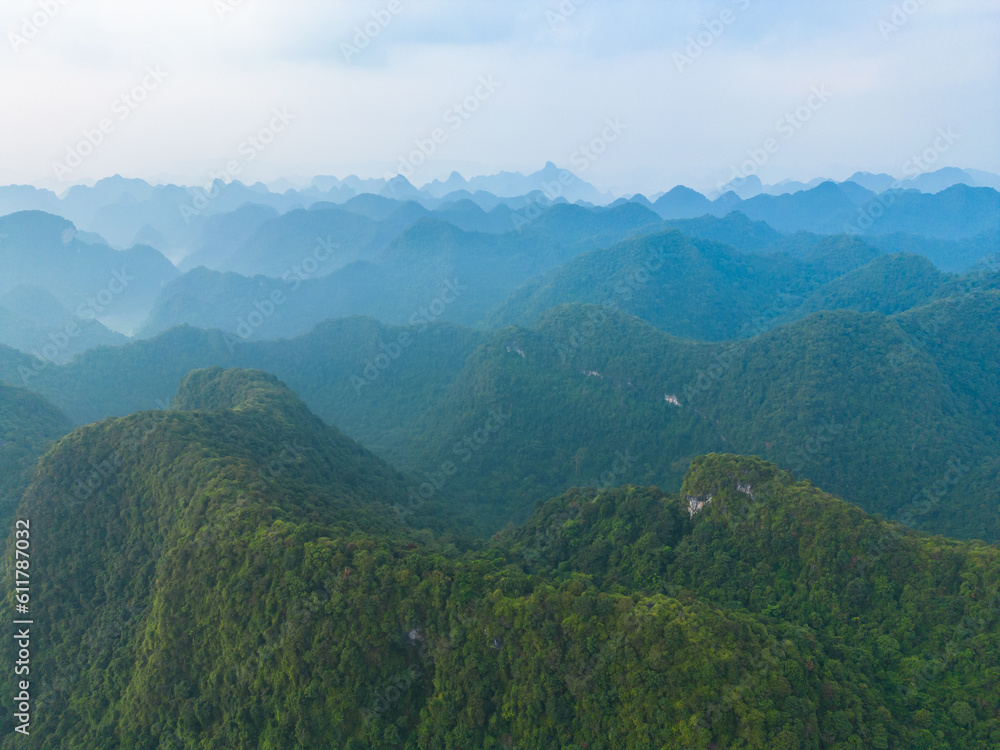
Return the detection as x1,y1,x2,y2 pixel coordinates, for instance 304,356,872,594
408,292,1000,539
488,228,995,341
868,229,1000,273
0,383,72,526
486,229,848,339
784,253,951,320
2,375,997,747
3,285,999,542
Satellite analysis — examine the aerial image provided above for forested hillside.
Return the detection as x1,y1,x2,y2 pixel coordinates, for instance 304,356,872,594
488,229,998,337
0,384,72,523
2,373,996,748
3,287,998,541
5,2,1000,745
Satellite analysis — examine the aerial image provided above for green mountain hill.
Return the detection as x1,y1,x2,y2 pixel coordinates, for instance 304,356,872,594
485,230,880,338
408,299,1000,537
664,211,794,253
0,384,73,523
176,203,280,273
867,229,1000,273
211,206,382,277
720,182,1000,239
2,380,997,749
780,253,951,321
2,289,998,542
487,230,997,341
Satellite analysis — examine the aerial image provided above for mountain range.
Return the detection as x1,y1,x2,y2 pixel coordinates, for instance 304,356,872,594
3,275,998,542
1,368,996,748
2,167,997,259
2,167,999,748
1,179,996,358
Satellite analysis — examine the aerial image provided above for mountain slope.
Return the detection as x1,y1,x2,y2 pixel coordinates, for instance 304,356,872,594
486,230,877,339
779,253,951,324
1,369,412,746
0,384,72,522
0,285,127,362
3,421,998,748
4,291,998,541
664,210,789,253
138,203,665,337
177,203,280,273
411,299,1000,536
214,206,381,277
867,229,1000,273
496,455,1000,747
0,211,178,334
680,182,1000,239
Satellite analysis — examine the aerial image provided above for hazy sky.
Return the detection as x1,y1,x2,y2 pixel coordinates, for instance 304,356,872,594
2,0,998,194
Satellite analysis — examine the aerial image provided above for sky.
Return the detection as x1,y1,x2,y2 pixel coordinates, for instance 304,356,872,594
1,0,998,195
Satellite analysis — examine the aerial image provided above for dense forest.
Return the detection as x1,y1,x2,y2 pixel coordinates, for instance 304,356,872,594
5,0,1000,737
1,172,998,747
0,384,72,523
1,369,997,749
3,283,998,541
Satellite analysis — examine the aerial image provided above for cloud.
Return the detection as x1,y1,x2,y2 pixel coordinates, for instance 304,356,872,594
1,0,997,193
